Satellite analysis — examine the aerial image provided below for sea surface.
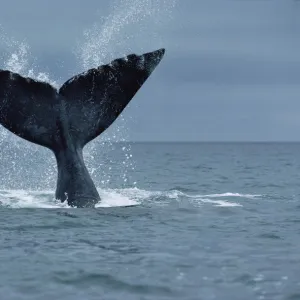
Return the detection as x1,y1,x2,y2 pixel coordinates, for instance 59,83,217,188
0,142,300,300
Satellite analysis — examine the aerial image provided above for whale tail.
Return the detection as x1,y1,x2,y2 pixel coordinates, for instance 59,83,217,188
0,48,165,150
0,48,166,207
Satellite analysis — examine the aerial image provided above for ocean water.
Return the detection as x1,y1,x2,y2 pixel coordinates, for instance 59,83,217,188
0,142,300,300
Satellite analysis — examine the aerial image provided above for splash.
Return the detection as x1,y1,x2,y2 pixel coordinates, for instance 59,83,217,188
3,41,28,75
0,28,59,88
0,0,176,195
76,0,176,69
0,30,60,189
0,188,258,208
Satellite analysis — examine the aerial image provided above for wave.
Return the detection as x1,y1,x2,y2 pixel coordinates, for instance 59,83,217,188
202,192,261,199
0,188,260,208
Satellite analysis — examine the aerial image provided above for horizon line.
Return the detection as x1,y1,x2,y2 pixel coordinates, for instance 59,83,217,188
98,140,300,143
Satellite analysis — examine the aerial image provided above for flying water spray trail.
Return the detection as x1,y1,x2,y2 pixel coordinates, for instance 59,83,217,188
0,27,59,88
76,0,176,189
77,0,176,69
0,28,58,190
0,0,176,193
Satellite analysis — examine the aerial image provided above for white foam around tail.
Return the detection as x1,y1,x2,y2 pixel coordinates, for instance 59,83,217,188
0,188,260,208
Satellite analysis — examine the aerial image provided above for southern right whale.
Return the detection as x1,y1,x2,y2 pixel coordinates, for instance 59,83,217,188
0,48,166,207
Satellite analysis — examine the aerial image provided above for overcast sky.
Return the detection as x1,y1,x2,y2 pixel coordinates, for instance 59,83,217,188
1,0,300,142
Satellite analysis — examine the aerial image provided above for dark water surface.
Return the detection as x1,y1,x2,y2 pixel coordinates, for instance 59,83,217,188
1,142,300,300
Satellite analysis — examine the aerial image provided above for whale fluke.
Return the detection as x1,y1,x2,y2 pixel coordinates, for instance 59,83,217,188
59,48,165,146
0,48,166,207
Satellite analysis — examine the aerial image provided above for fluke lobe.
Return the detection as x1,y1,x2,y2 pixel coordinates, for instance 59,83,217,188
0,48,166,207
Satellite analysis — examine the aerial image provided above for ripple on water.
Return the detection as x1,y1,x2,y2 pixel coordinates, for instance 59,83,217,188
53,272,175,297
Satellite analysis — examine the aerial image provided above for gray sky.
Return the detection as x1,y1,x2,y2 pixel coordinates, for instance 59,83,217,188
1,0,300,142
